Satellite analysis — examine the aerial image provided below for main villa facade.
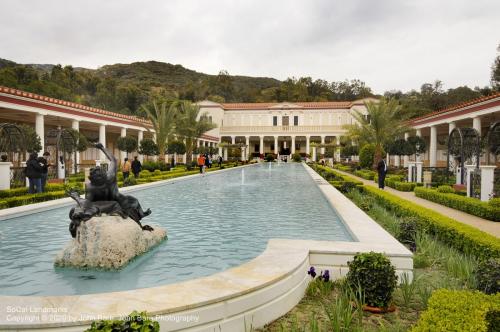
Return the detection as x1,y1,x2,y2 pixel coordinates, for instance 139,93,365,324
0,85,499,169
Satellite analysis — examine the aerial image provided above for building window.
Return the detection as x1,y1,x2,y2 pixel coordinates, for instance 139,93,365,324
294,116,299,126
273,116,277,126
282,116,289,126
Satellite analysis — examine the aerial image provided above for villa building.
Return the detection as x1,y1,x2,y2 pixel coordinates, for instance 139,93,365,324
1,84,499,170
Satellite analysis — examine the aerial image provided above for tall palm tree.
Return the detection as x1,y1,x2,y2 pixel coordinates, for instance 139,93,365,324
345,98,409,166
141,100,177,162
175,100,217,164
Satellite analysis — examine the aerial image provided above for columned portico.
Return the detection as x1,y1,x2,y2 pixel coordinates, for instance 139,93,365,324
473,116,481,136
274,136,278,154
259,136,264,155
291,136,296,154
72,120,80,171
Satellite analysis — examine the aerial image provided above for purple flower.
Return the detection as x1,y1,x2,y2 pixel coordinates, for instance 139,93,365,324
320,270,330,282
307,266,317,278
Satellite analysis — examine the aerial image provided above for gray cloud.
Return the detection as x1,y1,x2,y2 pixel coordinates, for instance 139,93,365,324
0,0,499,93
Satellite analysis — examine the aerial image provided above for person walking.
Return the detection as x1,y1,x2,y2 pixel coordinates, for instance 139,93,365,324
197,154,206,174
122,157,131,180
218,155,223,168
204,153,210,170
131,156,142,178
38,152,50,192
377,155,388,189
26,152,43,193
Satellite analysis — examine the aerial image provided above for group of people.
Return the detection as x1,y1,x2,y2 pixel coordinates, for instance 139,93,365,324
26,152,50,193
121,156,142,179
197,154,223,174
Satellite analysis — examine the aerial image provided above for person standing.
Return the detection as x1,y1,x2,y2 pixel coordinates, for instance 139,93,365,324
197,154,205,174
38,152,50,192
131,156,142,178
122,157,131,180
218,155,223,168
377,155,388,189
26,152,43,193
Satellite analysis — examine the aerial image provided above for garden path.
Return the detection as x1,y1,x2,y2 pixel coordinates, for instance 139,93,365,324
333,169,500,238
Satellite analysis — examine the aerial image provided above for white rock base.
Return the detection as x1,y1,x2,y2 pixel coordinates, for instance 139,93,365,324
55,215,167,269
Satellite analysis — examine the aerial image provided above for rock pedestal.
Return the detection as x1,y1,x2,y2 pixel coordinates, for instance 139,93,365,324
55,215,167,269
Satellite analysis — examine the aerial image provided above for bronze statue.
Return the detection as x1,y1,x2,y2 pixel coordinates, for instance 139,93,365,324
67,143,153,238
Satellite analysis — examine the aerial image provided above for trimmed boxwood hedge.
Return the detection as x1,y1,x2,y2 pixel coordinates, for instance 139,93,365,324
414,187,500,222
0,190,67,208
393,181,416,191
0,183,83,198
411,289,500,332
363,186,500,260
354,169,376,180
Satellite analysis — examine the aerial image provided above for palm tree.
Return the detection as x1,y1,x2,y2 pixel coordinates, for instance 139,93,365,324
345,98,409,167
141,100,177,162
175,101,217,164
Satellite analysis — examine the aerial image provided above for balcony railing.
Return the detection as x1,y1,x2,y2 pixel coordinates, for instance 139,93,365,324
220,125,345,134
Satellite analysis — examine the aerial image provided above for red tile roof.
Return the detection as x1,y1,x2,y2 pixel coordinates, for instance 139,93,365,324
221,101,353,110
410,92,500,124
0,85,151,126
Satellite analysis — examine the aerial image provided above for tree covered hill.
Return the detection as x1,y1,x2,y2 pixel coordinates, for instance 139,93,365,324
0,56,497,119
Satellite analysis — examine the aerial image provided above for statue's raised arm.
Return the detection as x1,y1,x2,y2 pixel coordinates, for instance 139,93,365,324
94,142,117,182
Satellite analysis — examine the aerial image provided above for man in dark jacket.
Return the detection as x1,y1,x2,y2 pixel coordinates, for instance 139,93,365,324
26,152,43,193
131,156,142,178
377,155,388,189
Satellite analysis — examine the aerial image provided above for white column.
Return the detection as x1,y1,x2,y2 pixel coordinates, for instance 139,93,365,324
231,136,235,145
472,116,481,136
274,136,279,154
223,148,228,161
430,126,437,167
99,124,106,161
71,120,80,173
291,136,296,154
35,113,45,153
120,127,127,163
480,165,496,202
138,130,144,163
336,136,341,161
404,132,409,168
449,122,456,134
245,136,250,160
218,145,222,157
152,132,158,161
320,136,325,155
416,129,422,162
259,136,264,155
306,136,310,156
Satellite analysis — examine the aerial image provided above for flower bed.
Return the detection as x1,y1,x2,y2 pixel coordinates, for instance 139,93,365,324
363,186,500,260
414,187,500,222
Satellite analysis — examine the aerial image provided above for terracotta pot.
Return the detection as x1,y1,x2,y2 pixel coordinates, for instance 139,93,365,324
362,305,396,314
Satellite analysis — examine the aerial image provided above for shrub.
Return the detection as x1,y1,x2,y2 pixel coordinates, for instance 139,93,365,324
489,198,500,209
364,186,500,260
85,311,159,332
359,144,376,169
411,289,500,332
486,309,500,332
397,217,418,252
415,187,500,222
139,170,152,178
291,152,302,162
123,176,137,187
346,252,398,308
0,191,67,209
354,169,375,180
265,153,275,162
153,169,162,176
476,258,500,295
394,181,416,192
437,185,454,193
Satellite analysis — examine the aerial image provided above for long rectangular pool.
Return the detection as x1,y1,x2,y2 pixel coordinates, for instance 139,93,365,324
0,163,353,296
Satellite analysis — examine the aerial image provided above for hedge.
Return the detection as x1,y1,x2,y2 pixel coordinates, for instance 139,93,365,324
0,190,67,209
411,289,500,332
354,169,376,180
363,186,500,260
393,181,416,192
0,183,83,198
414,187,500,222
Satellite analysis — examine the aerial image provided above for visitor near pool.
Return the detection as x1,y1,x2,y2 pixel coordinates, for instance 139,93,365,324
197,154,205,174
131,156,142,178
25,152,43,194
122,157,131,179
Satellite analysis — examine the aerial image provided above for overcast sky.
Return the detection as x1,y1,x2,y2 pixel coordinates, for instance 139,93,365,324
1,0,499,94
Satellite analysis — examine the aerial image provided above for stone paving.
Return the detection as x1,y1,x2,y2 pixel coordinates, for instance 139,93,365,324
334,169,500,238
